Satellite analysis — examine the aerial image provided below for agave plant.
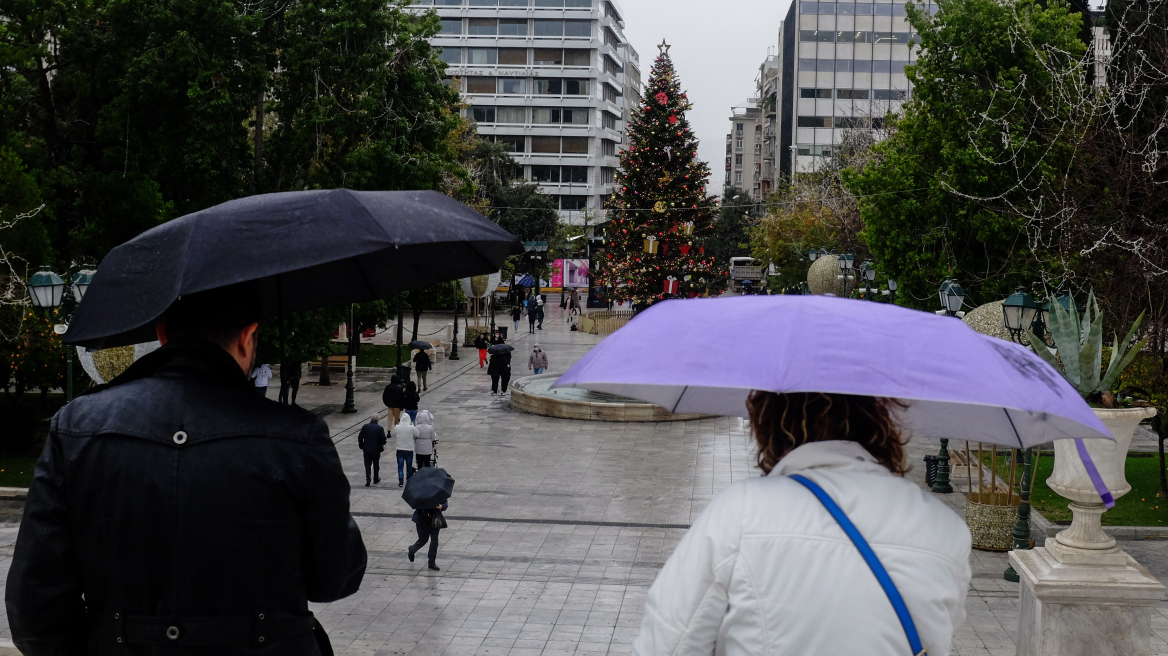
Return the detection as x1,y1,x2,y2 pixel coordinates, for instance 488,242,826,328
1025,291,1147,402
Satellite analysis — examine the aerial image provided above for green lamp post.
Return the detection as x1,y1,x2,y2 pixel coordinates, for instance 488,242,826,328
1004,447,1036,582
930,279,968,493
28,265,93,402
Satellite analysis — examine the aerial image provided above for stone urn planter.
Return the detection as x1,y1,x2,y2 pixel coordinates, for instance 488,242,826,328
1047,406,1157,550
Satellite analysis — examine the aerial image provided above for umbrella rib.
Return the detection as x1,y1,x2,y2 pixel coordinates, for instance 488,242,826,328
1002,408,1023,448
671,386,689,414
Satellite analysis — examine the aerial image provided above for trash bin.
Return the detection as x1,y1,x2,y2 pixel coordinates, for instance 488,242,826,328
923,454,941,488
396,364,411,384
498,326,508,340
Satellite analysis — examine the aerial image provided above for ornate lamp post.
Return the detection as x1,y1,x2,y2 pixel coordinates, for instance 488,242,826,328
836,253,855,297
1002,287,1040,343
882,278,898,302
1000,287,1042,580
28,265,93,402
930,278,967,494
859,260,876,298
807,247,818,262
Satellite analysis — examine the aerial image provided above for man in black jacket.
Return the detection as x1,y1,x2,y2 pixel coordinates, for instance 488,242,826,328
357,416,387,487
6,282,367,656
382,374,405,427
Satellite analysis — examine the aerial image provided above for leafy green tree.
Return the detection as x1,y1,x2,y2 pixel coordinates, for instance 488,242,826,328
844,0,1087,310
707,187,758,266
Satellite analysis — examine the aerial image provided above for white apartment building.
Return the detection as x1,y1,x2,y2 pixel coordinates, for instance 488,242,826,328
413,0,639,224
724,54,780,200
783,0,935,173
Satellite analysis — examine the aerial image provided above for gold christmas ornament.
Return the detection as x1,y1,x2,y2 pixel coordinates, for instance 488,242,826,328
653,201,667,213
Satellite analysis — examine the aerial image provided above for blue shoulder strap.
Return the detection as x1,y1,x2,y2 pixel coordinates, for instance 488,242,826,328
789,474,926,656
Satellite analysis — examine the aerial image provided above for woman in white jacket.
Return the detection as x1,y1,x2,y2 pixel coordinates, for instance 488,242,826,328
634,392,972,656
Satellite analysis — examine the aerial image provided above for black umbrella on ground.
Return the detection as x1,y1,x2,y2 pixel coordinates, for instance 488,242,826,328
408,340,435,351
487,344,514,355
65,189,522,349
402,467,455,510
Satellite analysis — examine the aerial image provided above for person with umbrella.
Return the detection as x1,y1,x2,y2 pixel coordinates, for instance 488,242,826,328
528,343,548,375
357,414,387,486
410,341,433,391
382,374,405,428
404,468,455,572
487,342,513,395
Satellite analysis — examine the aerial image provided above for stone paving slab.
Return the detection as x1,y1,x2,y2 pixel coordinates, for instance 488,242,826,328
2,305,1168,655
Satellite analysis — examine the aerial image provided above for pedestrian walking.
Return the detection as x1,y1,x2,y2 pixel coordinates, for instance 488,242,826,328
408,499,448,571
413,348,432,391
414,409,437,470
251,362,273,397
570,288,581,316
403,381,420,424
535,297,545,330
6,283,366,655
511,305,522,333
278,360,302,405
474,333,488,367
529,343,548,375
490,329,504,345
527,303,537,333
357,415,387,486
382,374,405,427
488,343,512,395
393,412,420,487
633,391,971,656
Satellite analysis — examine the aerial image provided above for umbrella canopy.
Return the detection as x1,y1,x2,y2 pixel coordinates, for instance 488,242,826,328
402,467,455,509
66,189,521,349
487,344,514,355
554,295,1110,449
408,340,435,351
517,275,535,288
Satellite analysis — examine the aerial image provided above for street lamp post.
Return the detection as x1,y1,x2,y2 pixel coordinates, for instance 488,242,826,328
883,278,898,302
28,265,92,403
449,280,460,360
342,303,357,414
930,278,967,494
1000,286,1042,580
859,260,876,299
1004,446,1035,582
1002,287,1040,343
837,253,855,297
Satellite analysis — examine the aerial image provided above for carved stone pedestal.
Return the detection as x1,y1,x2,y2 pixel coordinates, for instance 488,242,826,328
1010,539,1164,656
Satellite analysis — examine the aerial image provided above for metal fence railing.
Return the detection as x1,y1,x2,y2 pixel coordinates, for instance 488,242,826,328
580,310,635,335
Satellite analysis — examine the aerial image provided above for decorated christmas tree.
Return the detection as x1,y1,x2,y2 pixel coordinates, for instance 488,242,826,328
596,42,727,305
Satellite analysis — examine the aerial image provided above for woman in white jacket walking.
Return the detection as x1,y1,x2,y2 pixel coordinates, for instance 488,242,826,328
414,410,437,470
634,392,971,656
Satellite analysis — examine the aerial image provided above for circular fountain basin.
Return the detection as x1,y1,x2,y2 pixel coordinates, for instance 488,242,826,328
510,374,713,422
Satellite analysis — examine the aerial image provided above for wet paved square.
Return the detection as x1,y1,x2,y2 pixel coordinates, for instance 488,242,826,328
2,305,1168,655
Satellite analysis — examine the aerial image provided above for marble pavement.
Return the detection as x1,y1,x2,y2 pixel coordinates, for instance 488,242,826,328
2,305,1168,655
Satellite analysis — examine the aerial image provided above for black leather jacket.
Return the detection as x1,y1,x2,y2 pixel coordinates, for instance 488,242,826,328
6,340,367,655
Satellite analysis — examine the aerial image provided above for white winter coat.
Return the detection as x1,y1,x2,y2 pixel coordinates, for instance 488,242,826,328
634,440,971,656
414,410,436,455
390,414,419,453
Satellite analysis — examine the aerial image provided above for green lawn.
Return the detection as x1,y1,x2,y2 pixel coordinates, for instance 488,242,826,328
331,343,412,368
973,449,1168,527
0,457,39,488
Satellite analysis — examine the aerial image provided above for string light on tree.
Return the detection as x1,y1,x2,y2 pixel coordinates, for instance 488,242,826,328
597,42,727,304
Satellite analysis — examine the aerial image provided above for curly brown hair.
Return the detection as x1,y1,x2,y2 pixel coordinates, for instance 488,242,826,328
746,391,909,475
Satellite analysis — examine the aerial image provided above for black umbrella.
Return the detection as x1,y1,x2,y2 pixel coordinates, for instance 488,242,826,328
408,340,434,351
487,344,514,355
402,467,455,510
65,189,521,349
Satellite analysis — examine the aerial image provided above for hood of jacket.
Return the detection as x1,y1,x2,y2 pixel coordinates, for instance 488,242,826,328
416,410,433,426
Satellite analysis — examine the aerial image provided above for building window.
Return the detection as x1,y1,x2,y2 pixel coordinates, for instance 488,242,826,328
535,78,563,94
602,111,618,130
438,48,462,64
497,106,526,123
468,18,498,35
499,48,527,65
497,136,525,152
799,30,836,42
837,89,870,99
735,154,743,166
532,107,561,123
534,0,563,5
603,83,618,103
562,107,589,125
735,139,743,149
561,136,588,153
469,0,497,5
798,58,817,71
498,78,526,94
439,19,462,34
735,172,743,184
755,143,761,154
560,195,588,211
563,166,588,183
533,48,564,65
466,77,497,94
603,55,621,75
534,20,564,36
531,136,561,153
434,0,462,5
796,116,833,128
817,59,834,72
564,79,589,95
601,139,617,156
564,49,590,66
564,20,591,37
873,89,908,100
601,167,616,184
604,27,620,47
531,165,560,182
834,116,869,128
498,19,528,36
471,106,496,123
736,123,744,134
499,0,528,5
565,0,591,6
800,88,832,98
468,48,498,65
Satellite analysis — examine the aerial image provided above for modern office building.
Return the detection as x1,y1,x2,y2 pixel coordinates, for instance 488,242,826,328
413,0,639,224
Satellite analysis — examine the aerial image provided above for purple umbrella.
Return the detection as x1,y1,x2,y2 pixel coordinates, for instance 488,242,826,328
555,296,1111,447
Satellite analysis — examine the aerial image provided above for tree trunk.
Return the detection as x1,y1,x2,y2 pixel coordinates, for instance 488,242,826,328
254,86,264,192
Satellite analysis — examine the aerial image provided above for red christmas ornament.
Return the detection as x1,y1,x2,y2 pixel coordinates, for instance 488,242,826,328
680,244,690,255
668,115,677,124
655,92,669,105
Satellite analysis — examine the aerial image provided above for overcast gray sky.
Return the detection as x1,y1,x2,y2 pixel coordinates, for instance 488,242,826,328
618,0,795,191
